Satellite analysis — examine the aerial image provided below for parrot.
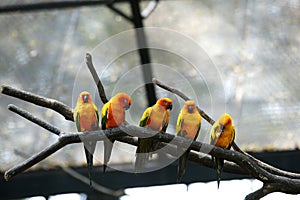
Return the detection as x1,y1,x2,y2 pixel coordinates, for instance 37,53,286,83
176,100,201,182
210,113,235,188
73,91,99,187
135,97,173,172
101,93,132,173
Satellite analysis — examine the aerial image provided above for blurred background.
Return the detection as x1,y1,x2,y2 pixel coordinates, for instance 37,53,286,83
0,0,299,199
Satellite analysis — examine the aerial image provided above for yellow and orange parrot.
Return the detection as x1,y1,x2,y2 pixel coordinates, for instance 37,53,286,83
101,93,132,173
74,91,99,186
176,100,201,182
135,98,173,172
210,113,235,188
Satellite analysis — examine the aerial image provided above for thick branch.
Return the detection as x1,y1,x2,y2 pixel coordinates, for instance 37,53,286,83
3,85,300,180
4,140,69,181
245,184,274,200
1,85,73,121
2,75,300,199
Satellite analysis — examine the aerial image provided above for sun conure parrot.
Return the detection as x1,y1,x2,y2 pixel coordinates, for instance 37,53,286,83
176,100,201,182
135,97,173,172
73,91,99,186
101,93,132,173
210,113,235,188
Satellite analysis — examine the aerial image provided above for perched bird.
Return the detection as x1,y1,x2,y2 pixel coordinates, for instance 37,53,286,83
135,98,173,172
176,100,201,182
73,91,99,186
101,93,132,173
210,113,235,188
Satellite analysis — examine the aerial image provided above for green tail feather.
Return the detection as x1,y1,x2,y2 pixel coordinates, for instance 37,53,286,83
84,141,96,187
216,158,224,189
103,139,114,173
177,150,189,183
135,138,153,172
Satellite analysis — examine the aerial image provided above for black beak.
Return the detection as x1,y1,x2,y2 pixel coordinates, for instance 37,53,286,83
124,104,130,110
83,95,89,103
167,104,173,110
188,105,194,113
220,125,225,133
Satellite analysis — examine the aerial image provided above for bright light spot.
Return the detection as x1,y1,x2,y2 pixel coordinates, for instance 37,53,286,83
48,193,86,200
121,179,300,200
25,197,45,200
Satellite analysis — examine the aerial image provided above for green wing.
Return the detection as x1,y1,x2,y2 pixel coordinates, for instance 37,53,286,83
195,121,201,140
161,110,170,132
101,102,109,130
176,109,184,135
94,103,100,123
228,126,235,149
210,123,219,145
75,112,81,131
139,107,152,127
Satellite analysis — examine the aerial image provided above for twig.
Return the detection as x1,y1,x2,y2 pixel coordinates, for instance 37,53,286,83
8,104,62,136
1,85,73,121
85,53,108,104
62,167,125,197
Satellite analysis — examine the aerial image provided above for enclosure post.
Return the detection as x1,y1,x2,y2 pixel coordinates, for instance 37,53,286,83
130,0,157,106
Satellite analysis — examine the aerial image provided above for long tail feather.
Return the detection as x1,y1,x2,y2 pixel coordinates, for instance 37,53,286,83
177,150,189,183
84,141,96,187
216,158,224,189
103,139,114,173
135,138,152,173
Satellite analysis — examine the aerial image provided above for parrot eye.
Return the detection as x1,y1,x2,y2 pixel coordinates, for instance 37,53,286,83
123,98,128,104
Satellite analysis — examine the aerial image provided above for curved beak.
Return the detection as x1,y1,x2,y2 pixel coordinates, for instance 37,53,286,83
124,104,131,110
220,125,225,133
167,104,173,110
83,95,89,103
188,105,194,113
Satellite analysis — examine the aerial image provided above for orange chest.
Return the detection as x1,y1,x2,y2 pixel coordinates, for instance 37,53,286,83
79,105,98,131
181,123,199,139
146,108,167,131
106,104,125,128
215,130,234,149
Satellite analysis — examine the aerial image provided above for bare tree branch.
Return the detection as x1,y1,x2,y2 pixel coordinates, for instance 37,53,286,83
4,121,300,197
86,52,108,104
4,140,69,181
2,54,300,199
1,84,73,121
8,104,62,136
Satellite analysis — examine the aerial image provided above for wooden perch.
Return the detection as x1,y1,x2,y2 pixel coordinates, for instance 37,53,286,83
1,53,300,200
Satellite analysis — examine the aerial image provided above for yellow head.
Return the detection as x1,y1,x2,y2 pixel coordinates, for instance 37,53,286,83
184,100,197,113
218,113,233,131
78,91,93,104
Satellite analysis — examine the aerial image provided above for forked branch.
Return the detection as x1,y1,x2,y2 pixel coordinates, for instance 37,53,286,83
1,54,300,200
